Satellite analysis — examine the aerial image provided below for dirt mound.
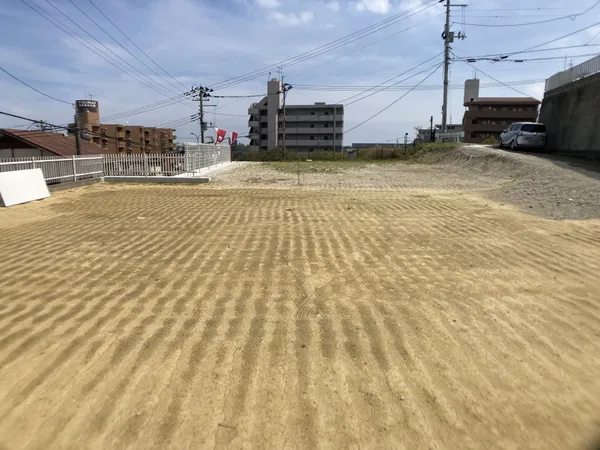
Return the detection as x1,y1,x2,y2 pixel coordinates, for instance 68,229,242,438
407,145,529,178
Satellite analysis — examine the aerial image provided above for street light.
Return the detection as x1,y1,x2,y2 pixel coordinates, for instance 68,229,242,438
191,132,200,145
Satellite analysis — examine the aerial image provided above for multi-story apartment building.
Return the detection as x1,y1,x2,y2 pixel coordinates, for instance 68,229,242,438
73,100,176,153
462,79,540,143
248,79,344,152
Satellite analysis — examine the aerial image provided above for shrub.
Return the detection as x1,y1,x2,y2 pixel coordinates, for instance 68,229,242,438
481,137,498,145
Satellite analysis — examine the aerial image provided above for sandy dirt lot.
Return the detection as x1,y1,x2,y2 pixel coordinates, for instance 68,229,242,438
1,152,600,449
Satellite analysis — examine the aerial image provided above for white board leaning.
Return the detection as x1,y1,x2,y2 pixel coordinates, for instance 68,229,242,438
0,169,50,207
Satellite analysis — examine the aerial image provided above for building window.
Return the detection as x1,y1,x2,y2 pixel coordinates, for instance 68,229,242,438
310,112,315,115
324,123,329,128
310,136,315,140
323,111,329,115
310,124,315,128
472,119,477,124
471,132,477,138
323,136,328,140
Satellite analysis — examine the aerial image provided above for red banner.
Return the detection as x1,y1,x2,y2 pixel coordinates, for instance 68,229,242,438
231,131,238,144
215,128,227,143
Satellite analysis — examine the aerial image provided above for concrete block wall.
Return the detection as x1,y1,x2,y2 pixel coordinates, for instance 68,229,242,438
539,72,600,156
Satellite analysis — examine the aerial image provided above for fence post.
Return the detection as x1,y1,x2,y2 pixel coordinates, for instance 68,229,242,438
144,153,149,177
30,158,36,170
72,156,77,182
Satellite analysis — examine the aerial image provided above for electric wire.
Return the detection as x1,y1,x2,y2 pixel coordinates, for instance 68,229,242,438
85,0,188,90
453,0,600,27
0,65,72,105
344,61,443,106
19,0,188,102
210,0,439,91
344,63,443,135
41,0,186,99
451,50,541,100
66,0,185,93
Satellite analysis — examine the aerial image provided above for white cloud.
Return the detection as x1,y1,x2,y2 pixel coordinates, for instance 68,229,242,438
354,0,391,14
325,1,341,11
256,0,280,8
269,11,314,26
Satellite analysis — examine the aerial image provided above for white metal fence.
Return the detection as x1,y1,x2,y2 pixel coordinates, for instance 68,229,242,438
103,145,230,177
545,55,600,92
0,155,103,184
0,144,231,184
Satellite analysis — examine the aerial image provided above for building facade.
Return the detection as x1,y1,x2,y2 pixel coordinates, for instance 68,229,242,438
73,100,176,154
461,80,540,143
417,124,464,142
248,79,344,152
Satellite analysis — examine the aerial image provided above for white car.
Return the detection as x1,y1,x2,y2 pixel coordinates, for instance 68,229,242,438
499,122,547,150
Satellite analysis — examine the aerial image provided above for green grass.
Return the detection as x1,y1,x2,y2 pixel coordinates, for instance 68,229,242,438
265,160,361,174
260,143,463,174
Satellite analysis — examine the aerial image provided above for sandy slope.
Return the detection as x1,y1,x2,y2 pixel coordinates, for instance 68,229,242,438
0,162,599,449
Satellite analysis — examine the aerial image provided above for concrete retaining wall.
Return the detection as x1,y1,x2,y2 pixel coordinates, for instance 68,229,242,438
539,72,600,157
104,176,209,184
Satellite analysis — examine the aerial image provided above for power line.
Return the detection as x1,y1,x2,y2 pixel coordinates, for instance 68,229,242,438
506,19,600,57
20,0,190,103
293,79,545,91
0,65,72,105
340,54,444,105
459,44,600,59
101,95,188,122
453,52,600,63
210,0,439,91
85,0,187,91
40,0,185,99
212,94,266,98
55,0,438,124
454,0,600,27
286,10,442,81
79,0,439,123
451,50,541,100
65,0,185,94
345,63,443,135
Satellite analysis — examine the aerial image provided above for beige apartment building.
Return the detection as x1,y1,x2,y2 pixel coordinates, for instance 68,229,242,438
248,79,344,152
73,100,176,153
462,79,540,143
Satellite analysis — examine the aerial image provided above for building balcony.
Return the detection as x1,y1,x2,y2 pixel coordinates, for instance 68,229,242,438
284,114,344,122
284,127,343,134
248,106,259,115
464,109,537,120
465,123,508,133
282,139,343,146
248,120,260,128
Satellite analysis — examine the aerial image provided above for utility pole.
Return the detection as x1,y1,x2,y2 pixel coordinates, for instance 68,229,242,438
441,1,467,133
74,112,81,156
280,79,293,160
441,0,451,134
186,85,213,143
430,115,434,142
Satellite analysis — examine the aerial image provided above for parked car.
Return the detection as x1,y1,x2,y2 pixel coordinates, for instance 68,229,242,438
499,122,547,150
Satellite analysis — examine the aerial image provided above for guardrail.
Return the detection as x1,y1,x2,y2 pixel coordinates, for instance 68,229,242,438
545,55,600,92
0,155,103,184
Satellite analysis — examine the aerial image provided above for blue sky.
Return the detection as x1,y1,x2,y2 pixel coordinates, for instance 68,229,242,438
1,0,599,144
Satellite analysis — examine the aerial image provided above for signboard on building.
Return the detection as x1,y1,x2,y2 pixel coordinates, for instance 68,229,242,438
75,100,99,112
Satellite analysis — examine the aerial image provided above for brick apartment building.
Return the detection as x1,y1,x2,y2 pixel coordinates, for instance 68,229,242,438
73,100,176,153
462,79,540,143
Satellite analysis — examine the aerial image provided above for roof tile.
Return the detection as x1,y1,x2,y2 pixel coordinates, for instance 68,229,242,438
1,129,103,156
